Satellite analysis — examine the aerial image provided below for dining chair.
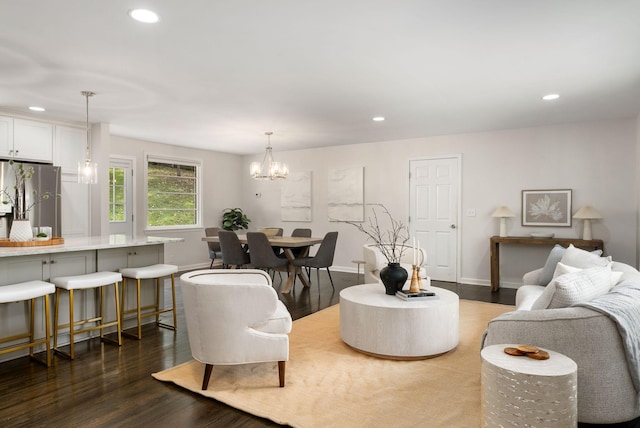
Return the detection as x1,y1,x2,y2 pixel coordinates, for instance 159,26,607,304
292,231,338,290
290,228,312,258
205,227,223,268
259,228,284,256
246,232,290,282
218,231,251,269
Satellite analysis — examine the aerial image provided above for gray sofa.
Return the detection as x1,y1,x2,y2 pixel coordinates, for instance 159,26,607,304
482,261,640,424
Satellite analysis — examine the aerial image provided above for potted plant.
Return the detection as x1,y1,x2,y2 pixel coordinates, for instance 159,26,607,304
344,204,410,294
222,208,251,231
1,160,53,241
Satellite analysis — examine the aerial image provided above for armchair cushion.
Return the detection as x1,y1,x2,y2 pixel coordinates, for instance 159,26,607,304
253,300,293,334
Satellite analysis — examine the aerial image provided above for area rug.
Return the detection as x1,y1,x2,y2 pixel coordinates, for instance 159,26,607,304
153,300,512,428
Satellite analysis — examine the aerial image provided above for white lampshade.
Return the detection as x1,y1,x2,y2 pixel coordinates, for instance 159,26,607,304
573,206,602,220
573,206,602,240
491,206,515,237
491,206,515,218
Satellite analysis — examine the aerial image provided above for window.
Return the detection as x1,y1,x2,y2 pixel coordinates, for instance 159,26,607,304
146,155,201,228
109,166,126,222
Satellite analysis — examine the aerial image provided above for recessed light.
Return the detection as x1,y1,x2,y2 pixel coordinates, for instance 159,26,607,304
542,94,560,101
128,9,159,23
372,116,385,122
28,106,45,112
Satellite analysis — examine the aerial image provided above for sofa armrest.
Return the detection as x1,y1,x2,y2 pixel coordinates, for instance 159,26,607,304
522,267,543,285
482,307,640,424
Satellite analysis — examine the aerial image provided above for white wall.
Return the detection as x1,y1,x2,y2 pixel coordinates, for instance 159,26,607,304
110,135,244,270
241,118,638,288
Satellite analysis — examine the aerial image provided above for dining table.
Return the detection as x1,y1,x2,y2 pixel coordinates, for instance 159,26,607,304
201,235,324,293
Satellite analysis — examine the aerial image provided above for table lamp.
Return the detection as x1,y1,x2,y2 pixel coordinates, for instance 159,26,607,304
573,206,602,240
491,206,515,237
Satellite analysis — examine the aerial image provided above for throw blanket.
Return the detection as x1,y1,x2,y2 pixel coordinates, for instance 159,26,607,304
576,282,640,394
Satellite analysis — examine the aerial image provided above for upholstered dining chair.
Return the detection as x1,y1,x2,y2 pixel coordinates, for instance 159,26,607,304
259,228,284,256
218,230,251,269
292,231,338,290
290,228,312,258
180,269,292,390
246,232,290,282
205,227,223,268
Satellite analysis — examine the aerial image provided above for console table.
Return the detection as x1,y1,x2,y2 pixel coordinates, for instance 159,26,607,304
489,236,604,292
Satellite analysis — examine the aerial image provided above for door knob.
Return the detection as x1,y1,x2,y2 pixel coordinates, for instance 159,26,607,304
450,224,456,229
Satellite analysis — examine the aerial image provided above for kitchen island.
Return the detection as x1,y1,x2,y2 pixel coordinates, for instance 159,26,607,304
0,235,183,362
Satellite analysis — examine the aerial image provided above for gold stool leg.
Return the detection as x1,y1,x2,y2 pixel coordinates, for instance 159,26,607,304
53,289,59,352
114,282,122,346
99,286,105,340
44,294,51,367
68,289,75,359
136,278,142,339
155,278,161,325
29,297,35,359
170,274,177,330
121,277,127,329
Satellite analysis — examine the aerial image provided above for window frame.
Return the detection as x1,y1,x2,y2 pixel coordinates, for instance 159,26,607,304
144,153,203,231
108,165,127,223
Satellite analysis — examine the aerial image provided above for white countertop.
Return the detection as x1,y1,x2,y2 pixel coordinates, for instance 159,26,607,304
0,235,184,257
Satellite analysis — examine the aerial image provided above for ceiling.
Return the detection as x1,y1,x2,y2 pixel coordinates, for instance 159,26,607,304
1,1,640,155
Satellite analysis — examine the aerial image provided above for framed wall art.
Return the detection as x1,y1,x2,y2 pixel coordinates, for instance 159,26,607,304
522,189,572,227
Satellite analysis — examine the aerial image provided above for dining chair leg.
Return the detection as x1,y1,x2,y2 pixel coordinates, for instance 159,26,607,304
326,267,335,290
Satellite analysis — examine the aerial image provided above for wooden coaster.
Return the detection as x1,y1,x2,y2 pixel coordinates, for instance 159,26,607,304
516,345,540,354
526,350,550,360
503,347,525,356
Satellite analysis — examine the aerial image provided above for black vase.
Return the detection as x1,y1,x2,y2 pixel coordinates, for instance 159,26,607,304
379,263,408,295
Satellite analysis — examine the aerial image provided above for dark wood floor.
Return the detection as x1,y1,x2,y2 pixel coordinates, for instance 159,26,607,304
0,271,635,427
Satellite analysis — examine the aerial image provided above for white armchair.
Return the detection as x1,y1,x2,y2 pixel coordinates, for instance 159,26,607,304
362,244,427,285
180,269,292,390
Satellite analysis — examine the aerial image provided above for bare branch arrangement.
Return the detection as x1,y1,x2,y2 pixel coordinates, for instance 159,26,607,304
0,160,52,220
343,204,410,263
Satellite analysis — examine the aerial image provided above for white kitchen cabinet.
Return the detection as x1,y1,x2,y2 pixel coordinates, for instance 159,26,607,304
0,116,13,157
1,118,53,162
61,174,90,237
54,125,86,174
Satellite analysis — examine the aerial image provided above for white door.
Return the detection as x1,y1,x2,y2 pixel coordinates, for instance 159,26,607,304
409,156,460,282
108,157,134,236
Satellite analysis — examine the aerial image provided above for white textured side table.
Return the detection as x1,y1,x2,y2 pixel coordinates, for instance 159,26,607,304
481,344,578,427
339,283,459,359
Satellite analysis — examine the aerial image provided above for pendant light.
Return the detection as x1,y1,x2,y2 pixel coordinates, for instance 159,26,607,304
78,91,98,184
250,132,289,180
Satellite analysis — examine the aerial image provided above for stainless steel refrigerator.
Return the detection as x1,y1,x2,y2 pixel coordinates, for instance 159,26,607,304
0,161,62,238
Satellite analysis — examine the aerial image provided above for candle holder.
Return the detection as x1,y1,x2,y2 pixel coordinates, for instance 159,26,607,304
409,265,421,293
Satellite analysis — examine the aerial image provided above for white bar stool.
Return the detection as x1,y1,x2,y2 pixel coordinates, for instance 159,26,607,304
52,271,123,359
0,280,55,367
119,264,178,339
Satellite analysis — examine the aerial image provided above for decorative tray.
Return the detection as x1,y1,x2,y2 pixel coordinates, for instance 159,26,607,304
0,237,65,247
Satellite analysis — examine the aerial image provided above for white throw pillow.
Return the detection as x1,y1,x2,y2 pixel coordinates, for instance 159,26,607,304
531,262,581,310
559,244,611,269
538,244,603,285
547,266,612,308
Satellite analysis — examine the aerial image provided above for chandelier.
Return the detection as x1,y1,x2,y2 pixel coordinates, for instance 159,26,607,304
250,132,289,180
78,91,98,184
